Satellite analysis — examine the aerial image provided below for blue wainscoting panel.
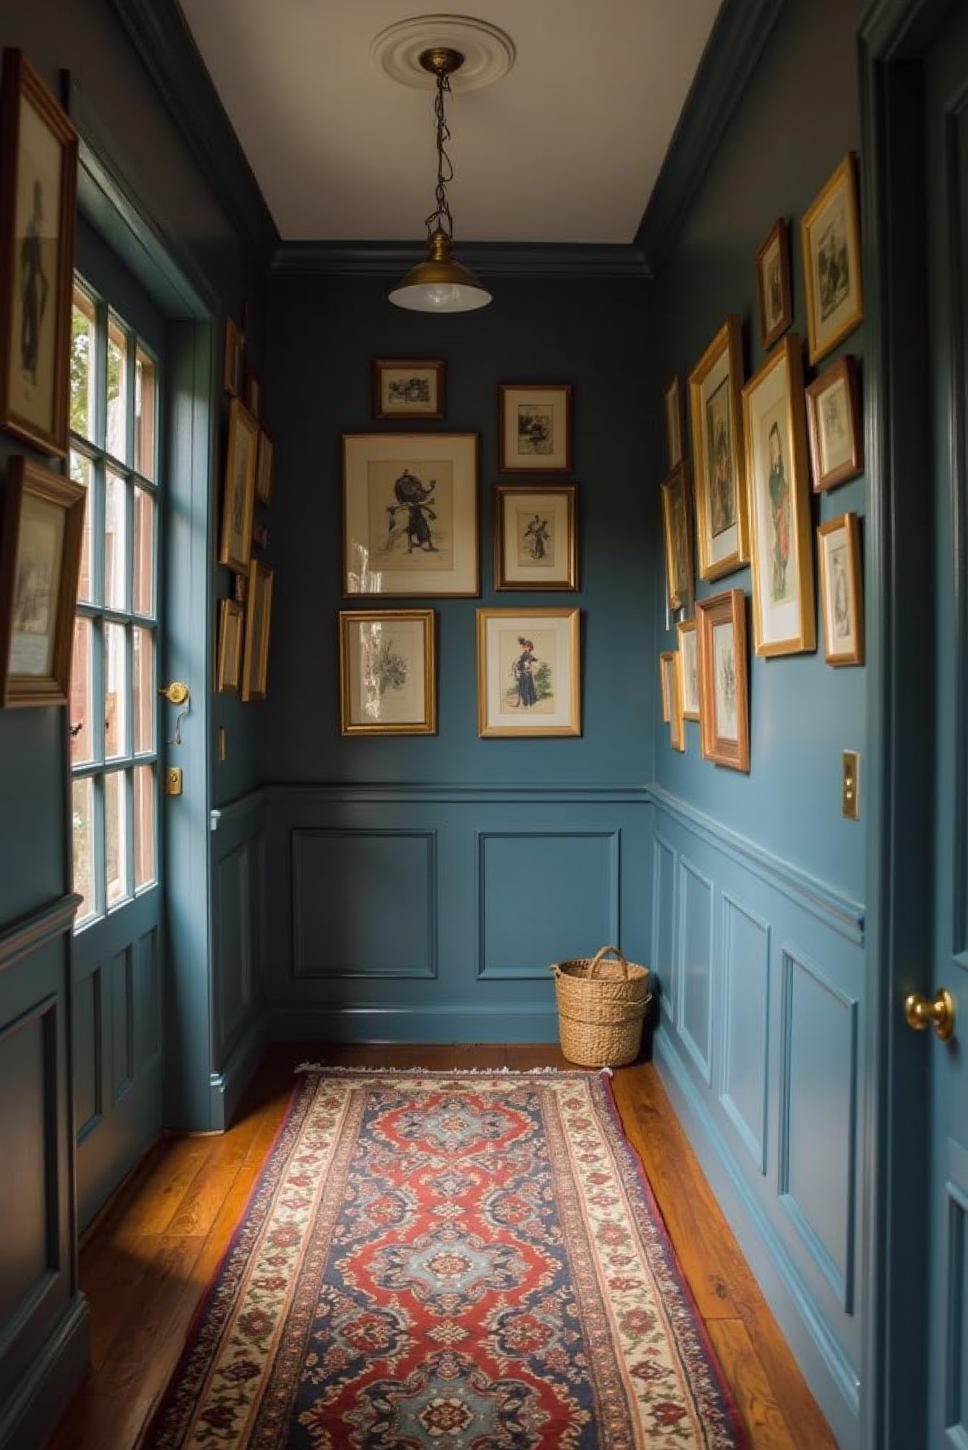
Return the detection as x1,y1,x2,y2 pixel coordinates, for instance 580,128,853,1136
216,844,253,1044
678,859,714,1085
0,997,57,1332
73,966,101,1140
652,835,678,1024
720,894,770,1174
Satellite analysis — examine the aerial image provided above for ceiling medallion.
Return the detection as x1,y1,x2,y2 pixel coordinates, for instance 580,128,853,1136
371,14,515,91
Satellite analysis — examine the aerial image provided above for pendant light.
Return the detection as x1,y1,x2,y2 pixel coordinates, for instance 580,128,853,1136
389,46,491,312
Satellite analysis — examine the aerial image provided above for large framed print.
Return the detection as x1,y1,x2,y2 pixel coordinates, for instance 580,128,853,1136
240,559,273,703
339,609,436,736
219,398,259,574
660,462,694,615
0,50,78,457
342,432,479,597
805,355,863,492
817,511,864,666
494,484,577,591
372,359,445,420
802,154,863,365
659,649,684,752
677,618,700,721
477,607,580,737
498,384,572,473
688,317,749,580
697,589,749,773
742,335,816,657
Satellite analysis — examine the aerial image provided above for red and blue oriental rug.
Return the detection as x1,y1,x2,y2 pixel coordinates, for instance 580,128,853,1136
145,1069,746,1448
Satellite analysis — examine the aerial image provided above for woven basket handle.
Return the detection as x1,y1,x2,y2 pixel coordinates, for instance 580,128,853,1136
588,945,630,979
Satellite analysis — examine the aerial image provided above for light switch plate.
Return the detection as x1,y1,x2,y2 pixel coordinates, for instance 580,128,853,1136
842,750,860,820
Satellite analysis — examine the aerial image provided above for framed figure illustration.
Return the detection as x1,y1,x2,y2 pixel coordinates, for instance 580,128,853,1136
688,317,749,580
806,356,863,491
219,398,259,574
216,598,244,692
817,512,864,665
802,154,863,365
339,609,436,735
755,218,793,350
477,607,580,737
697,588,750,772
677,618,700,721
660,462,694,615
373,359,445,420
498,383,573,473
494,484,577,591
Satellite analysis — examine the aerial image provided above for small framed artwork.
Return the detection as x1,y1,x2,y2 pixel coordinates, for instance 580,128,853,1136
241,558,273,703
219,398,259,574
659,651,672,722
373,359,445,420
688,317,749,580
817,512,864,666
802,153,863,365
216,597,244,693
244,367,261,419
252,522,268,549
677,618,700,721
0,50,78,457
755,218,793,350
806,355,863,491
342,432,479,597
659,650,684,752
477,607,580,737
664,376,684,468
255,428,274,506
0,456,85,707
223,317,241,396
499,383,573,473
494,484,577,591
339,608,436,736
660,462,694,614
742,334,816,657
233,572,248,604
697,588,750,773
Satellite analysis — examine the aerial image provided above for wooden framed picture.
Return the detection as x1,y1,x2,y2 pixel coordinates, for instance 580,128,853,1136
697,588,750,772
742,335,816,657
0,456,85,706
688,317,749,580
244,367,261,419
255,427,274,506
339,608,436,736
802,154,863,365
660,462,694,614
223,317,241,396
493,484,577,591
664,376,684,468
241,558,273,703
806,355,863,491
372,359,445,420
659,650,685,751
477,607,580,737
216,597,244,693
0,50,78,457
499,383,573,473
817,512,864,666
342,432,479,597
677,617,700,721
755,218,793,350
219,398,259,575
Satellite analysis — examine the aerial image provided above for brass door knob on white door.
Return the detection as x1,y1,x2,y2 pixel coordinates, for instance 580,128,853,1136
904,988,956,1041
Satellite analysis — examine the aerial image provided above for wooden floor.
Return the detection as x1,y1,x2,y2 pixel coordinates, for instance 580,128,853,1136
48,1044,838,1449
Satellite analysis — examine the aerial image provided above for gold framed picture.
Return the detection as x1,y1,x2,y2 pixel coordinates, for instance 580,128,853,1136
255,427,274,506
477,607,580,737
755,218,793,350
802,154,863,365
697,588,750,773
817,512,864,666
493,484,577,591
241,558,273,703
742,335,816,657
499,383,573,473
342,432,479,597
659,650,685,751
339,608,436,736
688,317,749,580
806,355,863,491
664,376,684,468
223,316,241,396
677,617,700,721
0,456,85,707
244,366,261,419
0,50,78,457
216,597,244,693
660,462,694,614
372,359,445,420
219,398,259,575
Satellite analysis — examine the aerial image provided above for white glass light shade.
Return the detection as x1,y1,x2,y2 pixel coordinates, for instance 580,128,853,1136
389,229,492,312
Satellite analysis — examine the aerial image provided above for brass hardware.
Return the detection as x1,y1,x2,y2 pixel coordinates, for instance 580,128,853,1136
842,750,860,821
165,766,183,798
159,681,189,706
904,988,956,1042
418,46,465,77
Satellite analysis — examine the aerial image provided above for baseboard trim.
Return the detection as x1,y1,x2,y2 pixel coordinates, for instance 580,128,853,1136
0,1294,89,1450
209,1010,269,1129
268,1003,560,1044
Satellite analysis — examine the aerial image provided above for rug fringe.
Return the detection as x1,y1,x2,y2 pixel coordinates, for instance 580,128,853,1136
294,1063,579,1076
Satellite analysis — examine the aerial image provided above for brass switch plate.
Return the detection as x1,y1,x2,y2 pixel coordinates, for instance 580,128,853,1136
842,750,860,820
165,766,183,797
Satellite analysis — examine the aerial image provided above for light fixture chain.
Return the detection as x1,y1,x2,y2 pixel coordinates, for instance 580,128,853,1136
425,69,455,240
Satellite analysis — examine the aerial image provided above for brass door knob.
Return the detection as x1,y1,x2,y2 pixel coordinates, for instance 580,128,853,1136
159,681,190,706
904,988,956,1041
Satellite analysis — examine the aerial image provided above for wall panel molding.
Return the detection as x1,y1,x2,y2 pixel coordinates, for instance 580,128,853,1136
719,894,771,1175
676,858,714,1085
652,834,678,1025
0,896,81,976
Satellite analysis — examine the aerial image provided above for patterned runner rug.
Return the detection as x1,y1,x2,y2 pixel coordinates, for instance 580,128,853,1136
145,1069,747,1448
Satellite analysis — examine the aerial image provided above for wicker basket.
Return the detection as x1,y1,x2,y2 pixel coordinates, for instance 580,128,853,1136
552,945,650,1068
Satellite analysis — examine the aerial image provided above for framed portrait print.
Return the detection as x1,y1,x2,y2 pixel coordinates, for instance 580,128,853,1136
241,558,273,703
0,456,85,707
494,484,577,591
677,618,700,721
817,512,864,666
0,50,78,457
223,317,241,396
659,650,685,751
373,359,445,420
219,398,259,575
697,588,750,773
688,317,749,581
660,462,694,614
216,597,244,693
339,609,436,736
477,607,580,737
742,335,816,657
499,384,572,473
755,218,793,350
802,154,863,365
342,432,478,597
664,376,684,468
255,427,274,506
806,355,863,491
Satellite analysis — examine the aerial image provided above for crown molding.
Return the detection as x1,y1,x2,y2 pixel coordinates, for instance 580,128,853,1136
270,240,651,280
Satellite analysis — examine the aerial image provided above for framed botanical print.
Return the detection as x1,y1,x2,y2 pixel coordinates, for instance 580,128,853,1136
499,383,572,473
660,463,694,614
255,427,274,506
339,608,436,735
742,335,816,657
219,398,259,574
677,618,700,721
223,317,241,396
241,558,273,703
659,650,684,751
802,154,863,365
0,456,85,706
342,432,479,597
477,607,580,737
373,359,445,420
817,512,864,666
494,484,577,591
755,218,793,350
806,355,863,491
664,376,684,468
688,317,749,580
0,50,78,457
697,588,750,773
216,597,244,693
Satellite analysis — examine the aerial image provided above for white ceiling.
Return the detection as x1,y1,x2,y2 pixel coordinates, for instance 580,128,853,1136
178,1,722,244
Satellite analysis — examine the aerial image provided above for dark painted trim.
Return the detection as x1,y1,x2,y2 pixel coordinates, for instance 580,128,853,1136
268,1004,559,1044
208,1011,268,1131
0,894,81,975
270,241,650,280
0,1294,89,1450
